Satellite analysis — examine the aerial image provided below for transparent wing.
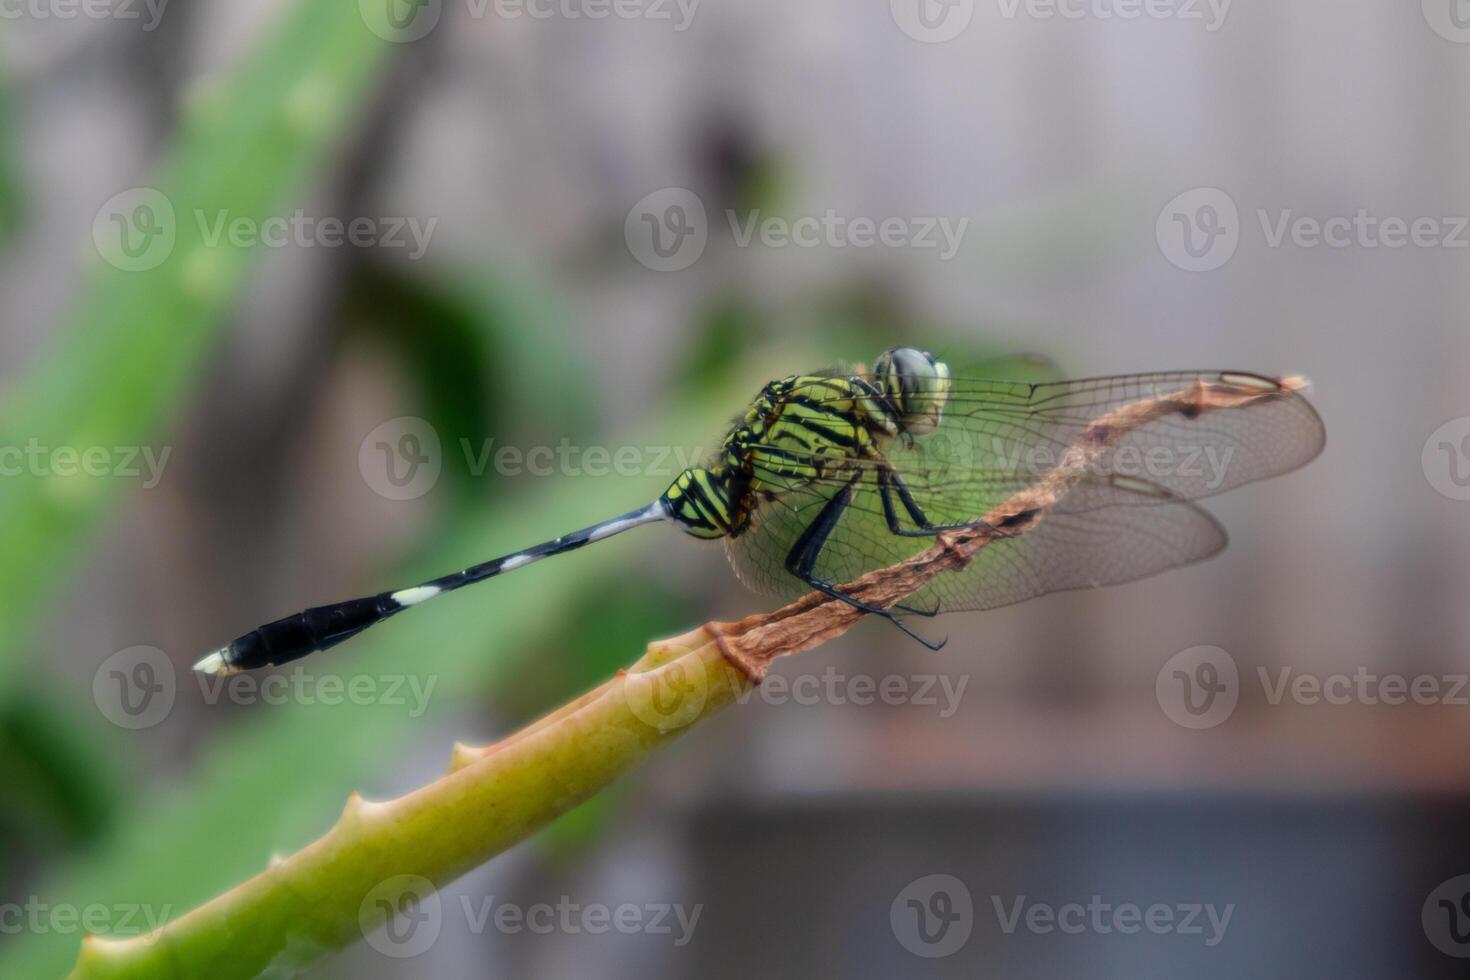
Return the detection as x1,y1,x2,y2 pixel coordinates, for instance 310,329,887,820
726,473,1227,613
926,370,1324,499
743,370,1323,521
724,369,1322,613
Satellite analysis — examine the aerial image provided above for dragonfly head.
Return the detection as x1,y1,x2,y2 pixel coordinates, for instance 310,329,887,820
873,347,951,436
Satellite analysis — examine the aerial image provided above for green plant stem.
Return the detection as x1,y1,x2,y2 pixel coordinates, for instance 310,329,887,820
67,628,749,980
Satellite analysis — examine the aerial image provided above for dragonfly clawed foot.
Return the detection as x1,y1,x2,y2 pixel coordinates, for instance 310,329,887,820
799,576,947,650
887,615,947,650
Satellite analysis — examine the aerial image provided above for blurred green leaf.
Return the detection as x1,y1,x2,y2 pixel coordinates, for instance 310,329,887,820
342,262,597,508
0,354,782,978
0,695,117,854
495,575,695,723
0,68,24,240
0,3,395,699
669,297,763,400
534,788,626,869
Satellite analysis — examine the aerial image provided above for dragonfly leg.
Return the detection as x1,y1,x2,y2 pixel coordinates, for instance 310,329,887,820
894,599,942,618
877,467,1000,538
874,468,987,618
785,474,947,651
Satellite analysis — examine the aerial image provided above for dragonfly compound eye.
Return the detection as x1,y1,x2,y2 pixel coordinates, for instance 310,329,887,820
874,347,951,436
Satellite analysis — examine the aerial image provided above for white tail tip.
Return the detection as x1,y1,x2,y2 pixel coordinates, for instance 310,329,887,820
1281,374,1313,392
193,649,239,676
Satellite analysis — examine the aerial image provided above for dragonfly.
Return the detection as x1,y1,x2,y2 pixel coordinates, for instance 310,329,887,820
194,348,1325,674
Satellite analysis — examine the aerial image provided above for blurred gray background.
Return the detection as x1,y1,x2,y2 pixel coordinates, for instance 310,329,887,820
3,0,1470,977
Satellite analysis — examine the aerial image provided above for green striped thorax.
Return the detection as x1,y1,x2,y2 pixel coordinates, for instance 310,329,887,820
660,348,952,540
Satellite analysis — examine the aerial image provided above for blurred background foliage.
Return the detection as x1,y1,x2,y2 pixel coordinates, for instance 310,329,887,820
0,10,1051,975
0,1,1466,978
